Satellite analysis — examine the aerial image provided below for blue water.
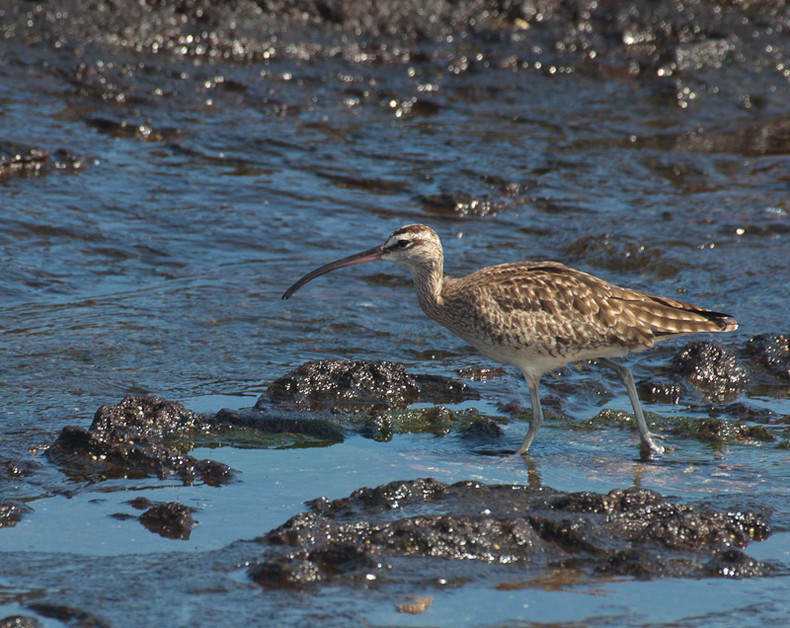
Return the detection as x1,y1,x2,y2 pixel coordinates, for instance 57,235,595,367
1,29,789,626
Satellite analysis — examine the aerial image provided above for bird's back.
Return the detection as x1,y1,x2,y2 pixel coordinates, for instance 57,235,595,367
429,261,736,368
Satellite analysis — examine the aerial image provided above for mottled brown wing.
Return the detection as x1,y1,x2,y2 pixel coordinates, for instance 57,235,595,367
441,262,735,354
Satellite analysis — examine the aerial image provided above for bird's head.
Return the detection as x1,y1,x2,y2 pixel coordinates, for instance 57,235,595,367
379,224,442,270
282,223,443,299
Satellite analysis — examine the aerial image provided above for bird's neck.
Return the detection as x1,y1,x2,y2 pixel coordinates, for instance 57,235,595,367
410,258,445,316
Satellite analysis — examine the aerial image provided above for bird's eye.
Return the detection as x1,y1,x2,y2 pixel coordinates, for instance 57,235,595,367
396,239,410,249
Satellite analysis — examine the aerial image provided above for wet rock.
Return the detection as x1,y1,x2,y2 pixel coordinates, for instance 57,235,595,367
497,400,527,416
0,617,42,628
704,548,771,578
0,143,87,180
24,604,108,628
419,192,504,217
669,417,775,444
85,117,180,142
266,360,420,411
713,402,786,425
743,334,790,383
461,415,505,440
214,407,345,443
594,548,682,579
672,341,748,403
636,379,684,405
91,396,202,442
5,0,783,84
353,406,505,443
139,501,196,540
309,477,449,515
412,373,479,404
128,497,153,511
0,459,38,478
641,117,790,158
0,143,49,178
594,407,778,445
396,596,433,615
48,396,234,486
0,502,28,529
565,234,677,278
362,406,457,440
587,408,663,434
251,479,770,589
249,558,323,589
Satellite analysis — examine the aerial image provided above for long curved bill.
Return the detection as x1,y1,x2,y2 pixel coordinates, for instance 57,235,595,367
282,244,384,299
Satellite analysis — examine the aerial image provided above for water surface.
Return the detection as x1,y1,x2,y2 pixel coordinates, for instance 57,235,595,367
1,4,790,625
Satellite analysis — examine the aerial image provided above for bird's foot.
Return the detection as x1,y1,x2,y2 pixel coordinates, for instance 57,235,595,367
640,435,666,456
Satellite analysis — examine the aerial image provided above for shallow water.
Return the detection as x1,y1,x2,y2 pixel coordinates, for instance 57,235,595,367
2,7,790,626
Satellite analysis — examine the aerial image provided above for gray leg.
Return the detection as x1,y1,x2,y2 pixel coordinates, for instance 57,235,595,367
517,368,543,455
599,358,665,454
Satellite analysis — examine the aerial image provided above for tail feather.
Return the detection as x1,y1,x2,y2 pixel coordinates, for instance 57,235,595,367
617,292,738,339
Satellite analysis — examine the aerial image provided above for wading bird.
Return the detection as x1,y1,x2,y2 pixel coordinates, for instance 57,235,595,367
282,224,737,456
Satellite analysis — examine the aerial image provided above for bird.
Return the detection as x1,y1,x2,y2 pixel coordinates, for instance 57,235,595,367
282,224,738,456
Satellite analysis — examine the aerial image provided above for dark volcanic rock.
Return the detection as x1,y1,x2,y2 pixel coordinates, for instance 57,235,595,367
0,502,29,529
743,333,790,383
669,417,775,444
412,373,479,405
595,548,683,579
214,407,345,443
592,408,778,446
673,341,749,403
265,359,478,412
2,0,787,89
48,397,233,486
0,143,49,179
714,402,786,425
139,501,196,540
636,379,684,405
24,604,108,628
91,396,202,441
0,142,88,179
266,360,420,410
703,548,771,578
0,459,38,478
250,478,770,589
0,616,42,628
461,415,505,440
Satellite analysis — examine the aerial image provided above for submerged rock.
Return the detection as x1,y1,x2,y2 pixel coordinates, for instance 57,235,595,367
743,334,790,383
45,373,481,489
0,502,29,529
635,379,684,405
703,548,771,578
0,460,38,479
0,616,42,628
668,417,775,444
673,341,749,403
412,373,480,405
590,408,779,446
139,501,196,540
265,359,477,411
23,604,107,628
2,0,786,92
359,406,499,442
48,396,233,486
213,407,345,443
0,142,88,180
266,360,420,411
250,478,770,589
